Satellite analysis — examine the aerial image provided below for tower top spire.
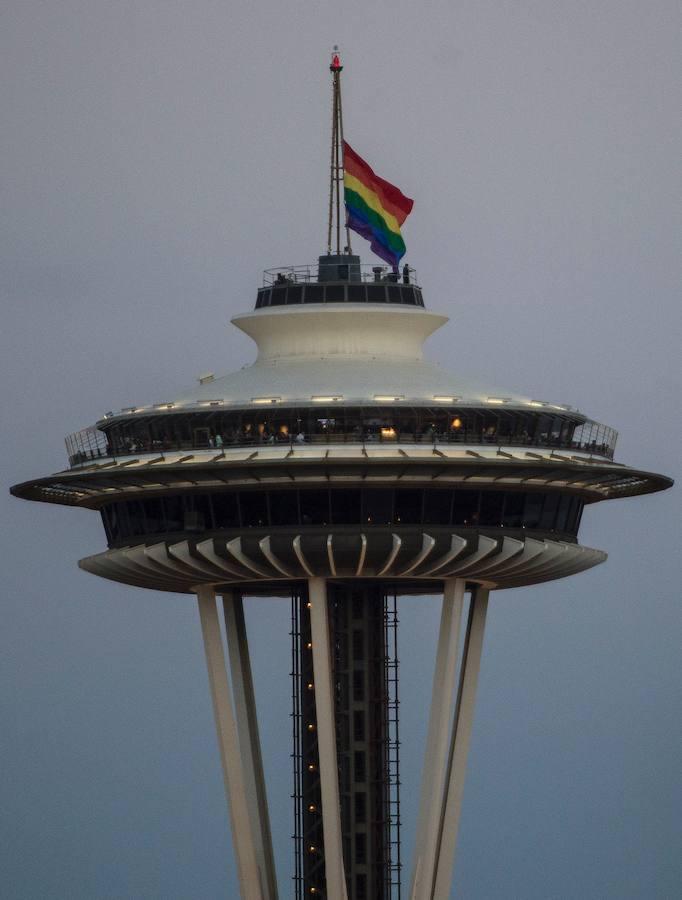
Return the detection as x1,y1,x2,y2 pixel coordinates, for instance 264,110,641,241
327,46,351,255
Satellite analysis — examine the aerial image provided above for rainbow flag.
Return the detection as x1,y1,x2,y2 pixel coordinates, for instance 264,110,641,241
343,141,414,267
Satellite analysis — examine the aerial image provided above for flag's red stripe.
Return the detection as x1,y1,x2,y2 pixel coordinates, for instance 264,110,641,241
343,141,414,225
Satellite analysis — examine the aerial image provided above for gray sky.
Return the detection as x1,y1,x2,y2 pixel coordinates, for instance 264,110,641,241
2,1,680,897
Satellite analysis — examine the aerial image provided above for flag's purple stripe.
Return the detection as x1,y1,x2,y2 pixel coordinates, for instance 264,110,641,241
346,211,400,267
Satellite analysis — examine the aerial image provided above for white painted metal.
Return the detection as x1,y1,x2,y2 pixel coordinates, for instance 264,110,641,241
259,536,294,576
410,578,465,900
355,533,368,575
222,592,278,900
326,534,337,576
195,585,263,900
432,588,489,900
377,533,402,576
399,533,436,575
293,535,315,576
307,577,349,900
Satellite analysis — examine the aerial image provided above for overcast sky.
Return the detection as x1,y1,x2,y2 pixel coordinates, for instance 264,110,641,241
2,1,680,897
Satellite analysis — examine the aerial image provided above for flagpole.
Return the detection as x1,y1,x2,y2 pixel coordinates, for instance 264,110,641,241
327,47,351,256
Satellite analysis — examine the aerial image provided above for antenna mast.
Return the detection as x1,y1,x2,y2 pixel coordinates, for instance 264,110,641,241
327,47,351,255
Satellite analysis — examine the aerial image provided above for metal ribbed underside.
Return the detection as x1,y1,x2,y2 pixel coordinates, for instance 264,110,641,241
78,531,606,593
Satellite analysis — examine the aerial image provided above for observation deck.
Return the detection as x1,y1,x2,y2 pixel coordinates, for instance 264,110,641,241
255,255,424,308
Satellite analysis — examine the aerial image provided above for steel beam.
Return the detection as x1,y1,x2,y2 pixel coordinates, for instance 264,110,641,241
432,587,489,899
307,577,348,900
410,578,465,900
196,585,263,900
223,592,278,899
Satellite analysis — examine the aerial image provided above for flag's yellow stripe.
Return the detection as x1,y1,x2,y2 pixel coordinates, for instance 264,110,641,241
344,172,401,235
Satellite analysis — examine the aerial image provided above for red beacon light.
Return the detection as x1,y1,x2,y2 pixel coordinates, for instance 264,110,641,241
329,46,343,72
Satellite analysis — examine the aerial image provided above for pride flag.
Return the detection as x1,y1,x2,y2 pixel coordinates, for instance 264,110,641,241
343,141,414,267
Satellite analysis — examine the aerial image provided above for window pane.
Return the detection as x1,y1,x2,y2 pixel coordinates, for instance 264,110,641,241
325,284,345,302
366,284,387,302
387,285,401,303
239,492,268,527
143,498,164,532
524,493,544,529
268,490,299,526
394,489,422,524
163,496,184,532
479,492,505,526
212,493,239,528
331,489,362,524
286,284,302,304
362,489,393,525
347,284,366,303
300,490,330,525
270,286,287,306
304,284,323,303
503,492,525,527
452,491,479,526
424,489,452,525
541,492,560,530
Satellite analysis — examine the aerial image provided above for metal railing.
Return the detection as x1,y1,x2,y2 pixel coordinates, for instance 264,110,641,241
66,424,617,467
263,263,418,287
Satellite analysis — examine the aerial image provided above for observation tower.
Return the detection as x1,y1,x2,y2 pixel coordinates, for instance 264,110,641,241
10,50,673,900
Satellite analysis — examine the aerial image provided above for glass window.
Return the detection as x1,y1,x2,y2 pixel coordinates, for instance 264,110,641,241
355,791,366,823
479,492,505,526
331,489,362,524
400,286,415,304
394,489,423,524
163,496,184,532
257,289,270,307
127,500,146,536
424,490,452,525
387,285,401,303
270,286,287,306
366,284,387,302
268,490,299,526
300,490,330,525
212,493,239,528
414,288,424,307
355,832,367,865
503,492,525,527
304,284,323,303
356,874,367,900
286,284,302,304
352,630,364,661
347,284,366,303
363,489,393,525
239,492,268,527
353,710,365,741
452,491,479,525
325,284,345,302
354,749,366,782
524,493,544,529
353,670,364,701
143,498,164,532
540,492,560,530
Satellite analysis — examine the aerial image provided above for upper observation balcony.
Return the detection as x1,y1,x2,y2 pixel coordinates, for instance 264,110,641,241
255,254,423,309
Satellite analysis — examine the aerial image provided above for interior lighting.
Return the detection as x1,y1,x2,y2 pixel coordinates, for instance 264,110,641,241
251,397,281,404
309,845,317,853
307,682,314,690
306,641,312,649
307,723,316,732
312,395,343,402
486,397,507,404
308,763,316,772
380,427,397,439
433,395,460,402
307,601,312,608
308,804,317,812
153,402,175,410
374,395,404,402
452,417,462,429
529,401,546,407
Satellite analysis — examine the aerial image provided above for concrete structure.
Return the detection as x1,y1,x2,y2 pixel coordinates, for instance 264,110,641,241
11,255,672,897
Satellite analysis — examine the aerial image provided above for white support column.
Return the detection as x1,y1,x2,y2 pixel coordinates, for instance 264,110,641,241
410,578,466,900
223,592,278,900
432,587,489,900
196,585,263,900
307,577,348,900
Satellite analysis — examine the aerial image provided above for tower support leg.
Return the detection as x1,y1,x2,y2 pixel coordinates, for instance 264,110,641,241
223,591,278,900
432,586,489,899
307,577,348,900
196,585,263,900
410,578,466,900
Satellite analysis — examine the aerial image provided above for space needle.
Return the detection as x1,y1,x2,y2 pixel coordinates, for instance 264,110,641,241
11,49,673,900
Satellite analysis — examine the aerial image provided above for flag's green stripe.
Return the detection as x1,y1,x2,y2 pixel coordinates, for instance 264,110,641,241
344,188,406,255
